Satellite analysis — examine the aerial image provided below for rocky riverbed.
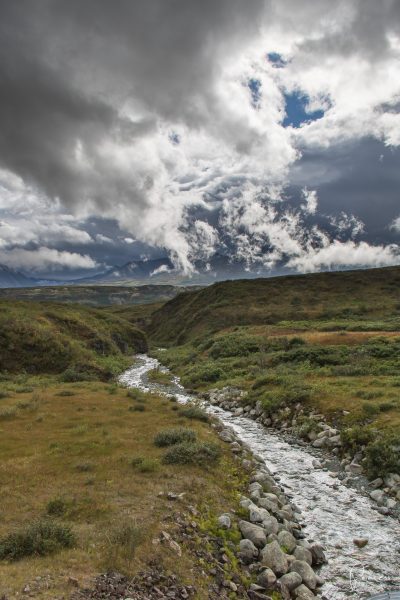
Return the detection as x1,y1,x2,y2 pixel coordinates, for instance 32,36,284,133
203,386,400,518
120,355,400,599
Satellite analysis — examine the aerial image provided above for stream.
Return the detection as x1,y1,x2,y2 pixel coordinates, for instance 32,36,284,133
120,354,400,599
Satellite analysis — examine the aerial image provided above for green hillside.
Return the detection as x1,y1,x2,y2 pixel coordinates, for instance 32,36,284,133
149,266,400,477
149,266,400,344
0,301,147,380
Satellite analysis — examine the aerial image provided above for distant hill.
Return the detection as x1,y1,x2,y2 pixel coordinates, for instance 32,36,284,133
0,264,39,288
148,265,400,344
0,284,196,306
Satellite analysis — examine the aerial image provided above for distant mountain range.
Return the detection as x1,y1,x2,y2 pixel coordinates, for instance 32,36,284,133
75,254,268,285
0,254,271,289
0,264,41,288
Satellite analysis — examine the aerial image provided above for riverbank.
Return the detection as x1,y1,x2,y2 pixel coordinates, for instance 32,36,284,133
121,355,400,598
202,386,400,519
120,358,328,599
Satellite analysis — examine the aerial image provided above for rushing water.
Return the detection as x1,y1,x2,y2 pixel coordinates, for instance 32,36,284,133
120,355,400,599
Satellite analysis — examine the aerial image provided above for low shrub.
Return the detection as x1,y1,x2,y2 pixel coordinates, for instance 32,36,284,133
179,404,209,422
154,427,196,447
131,457,159,473
259,384,312,415
0,519,75,561
130,404,145,412
46,498,68,517
340,425,375,452
356,390,384,400
60,367,94,383
209,333,261,359
126,388,147,401
184,364,226,386
362,403,380,417
162,441,221,466
379,402,395,412
56,390,75,397
365,435,400,478
0,391,9,399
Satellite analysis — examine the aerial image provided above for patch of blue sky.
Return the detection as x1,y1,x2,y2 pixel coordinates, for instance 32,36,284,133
248,78,262,108
283,91,325,128
267,52,286,68
169,131,181,145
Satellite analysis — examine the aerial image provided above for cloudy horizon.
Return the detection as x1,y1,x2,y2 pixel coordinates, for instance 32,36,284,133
0,0,400,279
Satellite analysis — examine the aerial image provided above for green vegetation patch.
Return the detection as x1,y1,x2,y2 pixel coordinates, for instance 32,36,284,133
154,427,197,447
0,300,147,380
0,519,75,561
162,441,221,466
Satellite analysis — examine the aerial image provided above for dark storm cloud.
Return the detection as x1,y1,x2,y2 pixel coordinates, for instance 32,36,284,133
289,138,400,239
0,0,267,208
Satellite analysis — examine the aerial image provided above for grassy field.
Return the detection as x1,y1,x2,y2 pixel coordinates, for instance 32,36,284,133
0,376,247,598
149,267,400,477
0,300,146,380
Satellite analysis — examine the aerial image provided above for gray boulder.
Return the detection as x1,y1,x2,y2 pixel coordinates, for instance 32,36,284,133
262,515,279,535
293,584,317,599
385,472,400,488
238,538,259,564
250,506,270,523
261,541,289,576
290,560,317,590
309,542,327,565
219,428,234,442
258,497,279,512
277,530,297,554
279,572,302,591
294,545,313,565
257,567,277,589
217,514,231,529
369,477,383,489
370,489,385,505
312,437,327,448
239,520,267,549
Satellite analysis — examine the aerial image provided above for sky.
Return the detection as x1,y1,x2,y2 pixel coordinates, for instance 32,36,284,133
0,0,400,279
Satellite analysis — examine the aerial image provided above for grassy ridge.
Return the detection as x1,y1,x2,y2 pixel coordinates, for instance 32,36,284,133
149,266,400,344
0,301,147,380
149,267,400,476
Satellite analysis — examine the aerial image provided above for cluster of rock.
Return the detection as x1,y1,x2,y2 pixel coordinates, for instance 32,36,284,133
204,387,399,517
216,425,326,599
70,568,195,600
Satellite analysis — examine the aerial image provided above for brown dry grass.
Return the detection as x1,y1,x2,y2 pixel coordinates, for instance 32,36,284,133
0,381,245,599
